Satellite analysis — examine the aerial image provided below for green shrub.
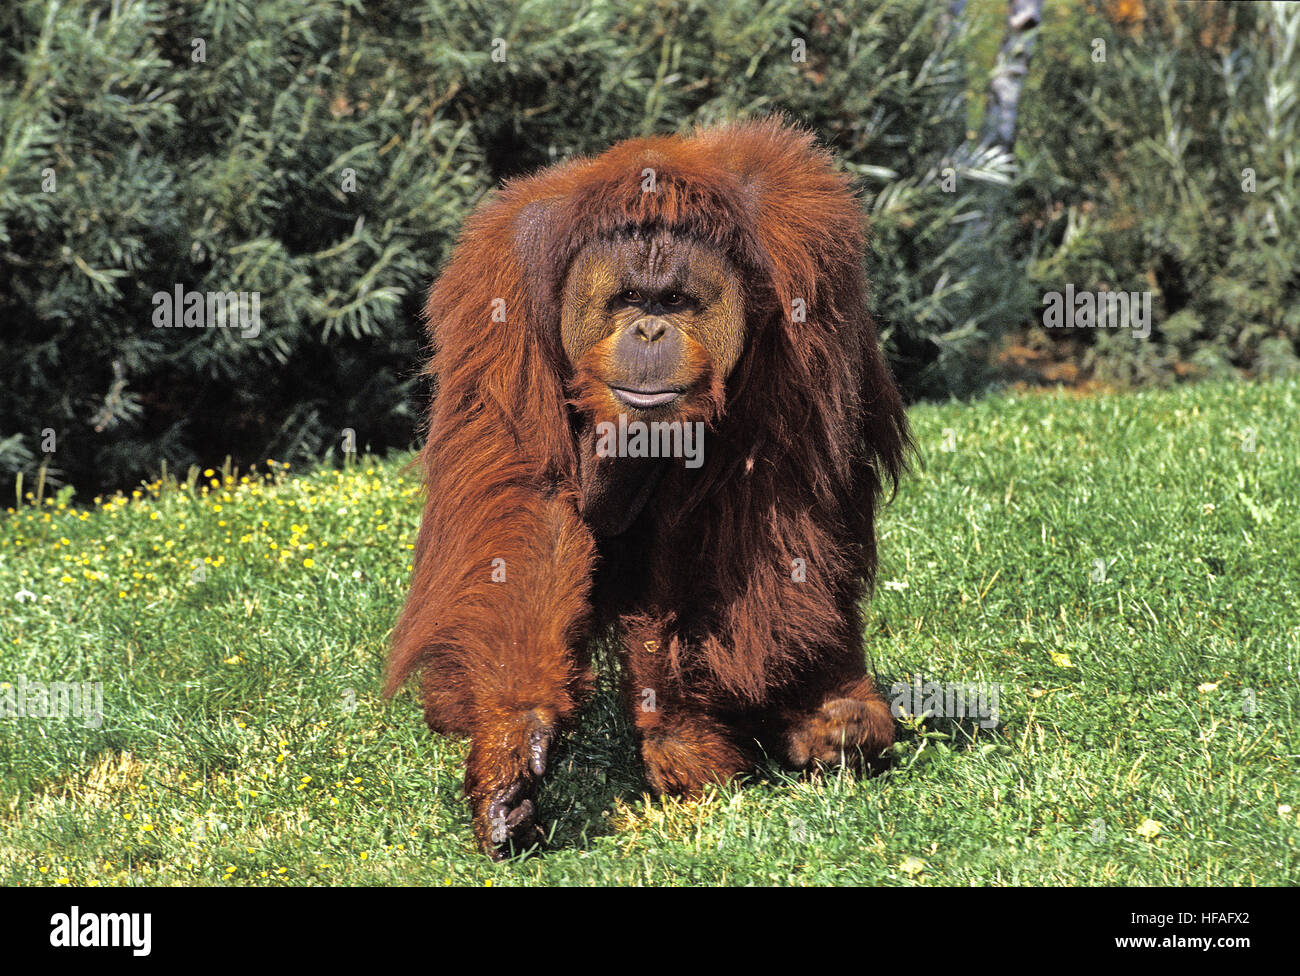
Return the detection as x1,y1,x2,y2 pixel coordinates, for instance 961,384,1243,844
0,0,483,494
1019,0,1300,384
1,0,1033,494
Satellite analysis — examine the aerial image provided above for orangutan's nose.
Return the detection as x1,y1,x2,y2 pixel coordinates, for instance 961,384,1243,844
633,317,669,343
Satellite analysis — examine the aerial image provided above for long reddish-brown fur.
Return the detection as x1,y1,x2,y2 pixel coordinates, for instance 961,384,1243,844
386,118,910,854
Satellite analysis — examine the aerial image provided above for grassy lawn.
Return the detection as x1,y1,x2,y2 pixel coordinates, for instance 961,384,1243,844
1,379,1297,886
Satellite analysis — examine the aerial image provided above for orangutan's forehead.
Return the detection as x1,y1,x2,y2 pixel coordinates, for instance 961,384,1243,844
619,228,690,276
573,231,731,287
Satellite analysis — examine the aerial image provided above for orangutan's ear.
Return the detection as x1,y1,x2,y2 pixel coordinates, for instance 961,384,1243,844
508,194,572,324
512,196,559,264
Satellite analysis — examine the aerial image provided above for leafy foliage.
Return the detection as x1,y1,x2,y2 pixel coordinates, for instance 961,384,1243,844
2,0,1294,492
0,0,482,492
1019,0,1300,385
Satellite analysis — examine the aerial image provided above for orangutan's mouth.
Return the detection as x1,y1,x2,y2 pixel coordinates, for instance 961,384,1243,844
611,387,682,409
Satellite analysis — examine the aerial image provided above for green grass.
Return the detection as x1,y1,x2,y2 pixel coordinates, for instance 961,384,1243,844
1,379,1297,886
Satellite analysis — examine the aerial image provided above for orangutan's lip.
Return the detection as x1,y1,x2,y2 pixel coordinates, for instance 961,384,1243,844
611,387,682,409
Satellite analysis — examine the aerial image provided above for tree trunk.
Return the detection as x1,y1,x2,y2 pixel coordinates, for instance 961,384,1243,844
981,0,1045,153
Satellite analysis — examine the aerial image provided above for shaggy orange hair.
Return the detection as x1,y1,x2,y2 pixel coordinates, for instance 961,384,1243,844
387,118,910,855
